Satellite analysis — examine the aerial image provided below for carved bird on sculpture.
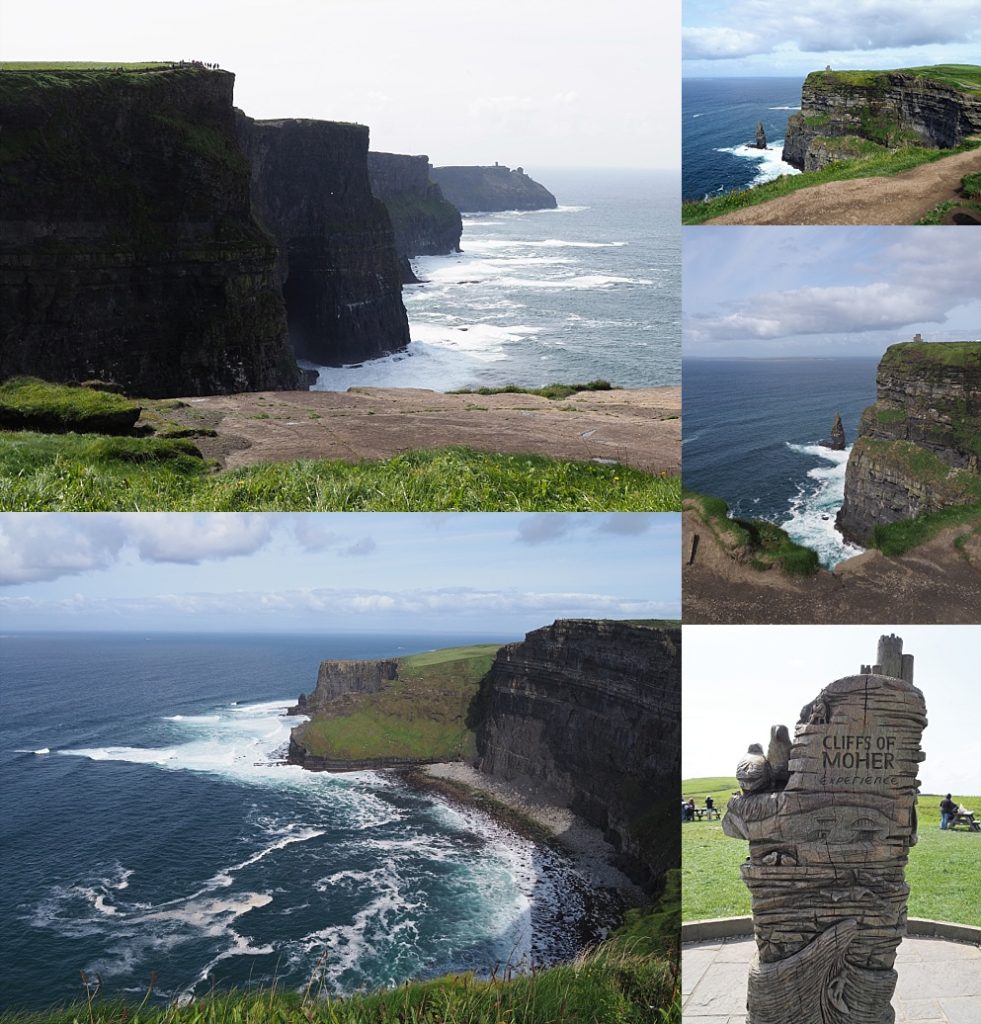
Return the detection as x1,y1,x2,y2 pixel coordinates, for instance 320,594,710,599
767,725,792,788
737,743,772,794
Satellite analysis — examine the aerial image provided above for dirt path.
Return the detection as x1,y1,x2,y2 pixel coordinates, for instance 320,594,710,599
162,386,680,475
706,147,981,225
682,508,981,623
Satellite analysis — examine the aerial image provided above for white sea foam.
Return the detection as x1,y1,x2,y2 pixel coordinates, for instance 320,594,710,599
782,443,865,568
715,141,801,186
463,238,625,250
768,105,801,110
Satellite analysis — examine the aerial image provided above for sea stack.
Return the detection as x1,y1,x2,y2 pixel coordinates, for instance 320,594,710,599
829,413,846,450
755,121,767,149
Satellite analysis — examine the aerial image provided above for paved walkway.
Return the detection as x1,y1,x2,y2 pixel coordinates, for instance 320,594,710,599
683,934,981,1023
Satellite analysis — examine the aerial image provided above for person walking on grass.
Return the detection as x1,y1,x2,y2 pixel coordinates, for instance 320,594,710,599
940,793,958,830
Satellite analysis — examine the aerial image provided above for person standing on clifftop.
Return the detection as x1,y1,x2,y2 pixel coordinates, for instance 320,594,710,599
940,793,957,829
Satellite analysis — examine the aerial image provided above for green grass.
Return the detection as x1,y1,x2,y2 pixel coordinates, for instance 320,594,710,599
0,378,141,433
682,778,981,927
0,433,680,511
448,380,617,401
805,65,981,92
682,140,981,223
293,646,501,763
962,172,981,198
918,199,981,224
684,492,820,576
872,501,981,556
0,938,679,1024
880,340,981,369
0,61,171,71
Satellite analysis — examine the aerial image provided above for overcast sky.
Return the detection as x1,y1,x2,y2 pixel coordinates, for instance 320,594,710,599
683,625,981,794
684,0,981,77
0,513,680,633
0,0,678,169
684,227,981,358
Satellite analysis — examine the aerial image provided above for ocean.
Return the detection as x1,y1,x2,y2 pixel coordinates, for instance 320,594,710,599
0,631,608,1011
682,78,804,201
311,169,680,392
683,358,880,567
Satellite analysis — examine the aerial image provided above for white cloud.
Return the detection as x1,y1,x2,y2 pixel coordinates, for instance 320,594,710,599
684,0,981,60
126,514,273,564
0,516,126,585
341,537,377,557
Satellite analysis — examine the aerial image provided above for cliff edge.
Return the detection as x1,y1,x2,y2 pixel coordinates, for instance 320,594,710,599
0,65,299,396
431,164,557,212
367,152,462,280
238,116,410,366
837,340,981,544
474,619,681,888
783,65,981,172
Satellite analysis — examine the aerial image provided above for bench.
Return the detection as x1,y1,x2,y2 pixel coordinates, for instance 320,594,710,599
693,807,721,821
950,812,980,832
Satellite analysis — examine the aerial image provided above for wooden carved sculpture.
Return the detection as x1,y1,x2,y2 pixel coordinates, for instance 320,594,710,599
723,635,927,1024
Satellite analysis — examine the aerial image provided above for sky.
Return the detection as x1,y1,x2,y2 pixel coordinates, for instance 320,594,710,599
0,512,680,634
683,227,981,358
683,625,981,795
683,0,981,77
0,0,679,169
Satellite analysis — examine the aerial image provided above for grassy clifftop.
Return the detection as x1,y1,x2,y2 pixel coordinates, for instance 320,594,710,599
804,64,981,92
292,645,501,764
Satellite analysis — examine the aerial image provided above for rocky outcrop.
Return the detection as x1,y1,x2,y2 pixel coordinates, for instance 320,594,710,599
238,116,410,366
837,341,981,544
0,66,299,396
431,164,557,212
367,153,462,280
783,68,981,171
474,619,681,889
755,121,767,150
289,658,398,716
824,413,846,451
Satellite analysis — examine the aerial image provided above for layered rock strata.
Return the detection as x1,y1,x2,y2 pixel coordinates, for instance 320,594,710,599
431,164,557,211
783,68,981,172
837,341,981,544
289,658,398,716
0,66,299,396
723,635,927,1024
474,619,681,888
367,152,462,281
238,116,410,366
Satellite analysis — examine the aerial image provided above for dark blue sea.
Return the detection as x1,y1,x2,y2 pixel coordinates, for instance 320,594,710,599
0,631,602,1011
313,169,681,391
682,78,804,201
683,358,879,566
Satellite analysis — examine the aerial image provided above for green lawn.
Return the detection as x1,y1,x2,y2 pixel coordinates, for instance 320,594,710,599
682,778,981,926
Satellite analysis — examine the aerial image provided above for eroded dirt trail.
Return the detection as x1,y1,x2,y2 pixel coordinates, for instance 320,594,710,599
707,147,981,225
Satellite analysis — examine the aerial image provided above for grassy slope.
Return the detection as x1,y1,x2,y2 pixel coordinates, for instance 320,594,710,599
682,777,981,927
0,377,141,432
682,140,981,223
0,922,679,1024
684,492,819,576
293,645,501,762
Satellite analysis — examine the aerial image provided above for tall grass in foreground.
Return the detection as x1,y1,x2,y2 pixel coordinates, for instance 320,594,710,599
0,434,679,511
0,937,679,1024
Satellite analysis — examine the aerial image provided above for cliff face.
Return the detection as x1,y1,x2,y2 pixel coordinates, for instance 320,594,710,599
367,152,462,276
837,341,981,544
0,67,299,397
290,658,399,717
475,619,681,888
237,116,410,366
783,69,981,171
431,164,557,212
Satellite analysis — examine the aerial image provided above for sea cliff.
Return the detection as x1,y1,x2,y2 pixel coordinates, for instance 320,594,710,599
238,116,410,366
783,66,981,171
0,65,299,396
837,340,981,544
474,619,681,888
431,164,557,211
367,152,462,281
